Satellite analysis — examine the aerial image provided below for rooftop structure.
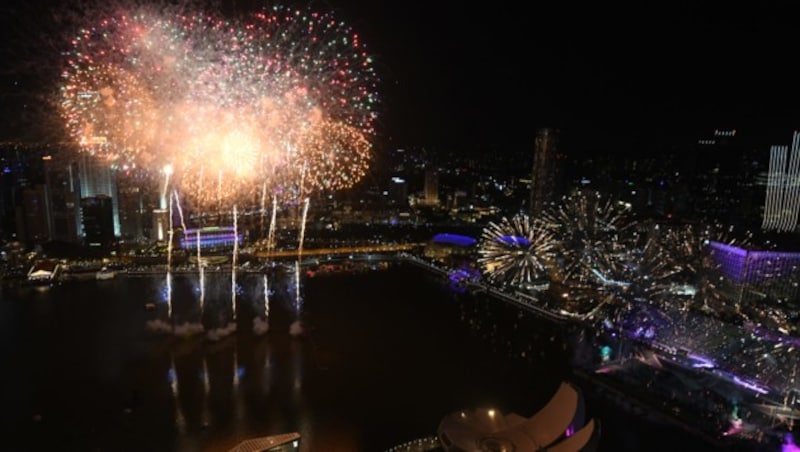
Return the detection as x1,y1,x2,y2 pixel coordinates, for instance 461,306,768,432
27,260,60,281
708,241,800,310
431,233,477,247
227,432,300,452
437,382,597,451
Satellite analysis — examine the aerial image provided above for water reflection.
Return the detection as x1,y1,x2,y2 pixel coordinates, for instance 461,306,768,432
154,268,315,450
129,327,315,450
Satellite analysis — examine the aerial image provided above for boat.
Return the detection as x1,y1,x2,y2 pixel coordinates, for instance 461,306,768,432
25,260,59,287
96,267,117,280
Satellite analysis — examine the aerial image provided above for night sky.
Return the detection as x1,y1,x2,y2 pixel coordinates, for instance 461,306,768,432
2,1,800,153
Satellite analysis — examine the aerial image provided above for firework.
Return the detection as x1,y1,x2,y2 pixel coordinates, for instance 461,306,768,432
59,63,159,167
542,190,637,287
59,5,194,167
296,119,372,192
58,2,379,210
606,225,682,306
478,213,557,286
658,223,754,314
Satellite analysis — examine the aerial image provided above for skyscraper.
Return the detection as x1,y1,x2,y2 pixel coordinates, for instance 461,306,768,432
424,169,439,206
762,131,800,233
81,195,115,248
152,208,169,242
16,185,50,245
529,128,560,217
43,155,81,243
79,155,120,237
1,144,35,240
118,184,144,242
389,176,408,206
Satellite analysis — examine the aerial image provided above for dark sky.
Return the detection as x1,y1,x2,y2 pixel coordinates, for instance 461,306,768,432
2,1,800,153
337,1,800,152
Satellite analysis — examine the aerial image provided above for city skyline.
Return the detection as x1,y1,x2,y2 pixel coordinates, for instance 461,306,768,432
2,3,800,451
2,1,800,153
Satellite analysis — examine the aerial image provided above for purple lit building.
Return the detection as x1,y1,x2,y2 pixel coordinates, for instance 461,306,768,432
180,226,242,250
424,233,477,263
708,241,800,308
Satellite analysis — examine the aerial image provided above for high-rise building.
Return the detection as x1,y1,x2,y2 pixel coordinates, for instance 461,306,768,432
388,176,408,206
762,131,800,233
81,195,115,248
530,128,560,217
118,184,144,242
16,184,50,245
1,144,35,240
708,241,800,317
79,155,120,237
674,128,769,226
43,155,81,243
152,208,169,242
424,169,439,206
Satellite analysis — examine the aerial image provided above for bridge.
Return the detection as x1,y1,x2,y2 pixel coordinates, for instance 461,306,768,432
252,243,421,259
227,433,300,451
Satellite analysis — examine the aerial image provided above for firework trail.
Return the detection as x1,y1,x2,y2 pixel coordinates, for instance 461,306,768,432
161,165,173,209
172,189,187,232
197,229,205,317
166,186,174,320
268,194,278,251
298,198,310,257
231,204,238,322
260,181,268,237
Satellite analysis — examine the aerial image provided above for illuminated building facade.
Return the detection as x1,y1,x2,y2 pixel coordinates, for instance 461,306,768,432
423,169,439,206
424,233,477,263
529,128,560,217
708,241,800,307
761,131,800,232
180,226,242,250
79,155,120,237
151,208,169,242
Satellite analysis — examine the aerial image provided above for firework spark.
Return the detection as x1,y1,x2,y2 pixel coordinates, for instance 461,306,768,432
542,190,637,288
658,223,754,314
478,214,556,286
